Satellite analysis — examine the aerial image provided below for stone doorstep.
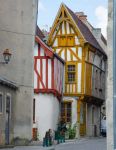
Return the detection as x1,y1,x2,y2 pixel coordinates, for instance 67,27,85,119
0,145,14,149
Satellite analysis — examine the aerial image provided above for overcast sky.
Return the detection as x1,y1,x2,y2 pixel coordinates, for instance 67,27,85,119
37,0,108,37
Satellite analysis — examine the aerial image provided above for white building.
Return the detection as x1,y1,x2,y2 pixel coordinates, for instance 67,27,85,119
33,27,65,140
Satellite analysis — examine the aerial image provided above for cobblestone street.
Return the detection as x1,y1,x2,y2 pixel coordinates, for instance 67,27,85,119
1,137,106,150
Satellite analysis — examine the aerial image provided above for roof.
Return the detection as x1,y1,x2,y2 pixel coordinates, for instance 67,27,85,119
0,76,18,89
36,26,45,40
101,34,107,45
35,35,65,64
65,5,107,56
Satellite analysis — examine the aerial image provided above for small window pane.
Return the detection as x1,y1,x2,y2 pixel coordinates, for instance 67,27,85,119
68,65,75,71
6,96,10,113
68,73,75,82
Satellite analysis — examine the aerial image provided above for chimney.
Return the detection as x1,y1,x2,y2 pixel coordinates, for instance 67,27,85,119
75,12,87,22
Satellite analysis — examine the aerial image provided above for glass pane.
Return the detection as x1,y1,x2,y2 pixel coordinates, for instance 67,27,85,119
6,96,10,113
68,73,75,82
68,65,75,71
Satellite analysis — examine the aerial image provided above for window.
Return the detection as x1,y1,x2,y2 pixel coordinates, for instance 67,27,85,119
68,65,75,71
0,94,3,113
68,73,75,82
6,95,11,114
67,65,76,83
61,102,72,123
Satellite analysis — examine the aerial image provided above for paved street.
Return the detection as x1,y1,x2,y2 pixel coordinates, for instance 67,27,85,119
1,137,106,150
55,137,106,150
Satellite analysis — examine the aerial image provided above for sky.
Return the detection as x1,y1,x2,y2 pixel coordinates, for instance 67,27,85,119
37,0,108,37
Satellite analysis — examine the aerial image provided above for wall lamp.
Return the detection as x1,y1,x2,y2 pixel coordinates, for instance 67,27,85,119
0,49,12,64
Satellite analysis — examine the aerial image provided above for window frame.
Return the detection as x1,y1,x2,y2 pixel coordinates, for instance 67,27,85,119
0,92,3,114
66,63,77,83
5,93,11,118
61,101,72,123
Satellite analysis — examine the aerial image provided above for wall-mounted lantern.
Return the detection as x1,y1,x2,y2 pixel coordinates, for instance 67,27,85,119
0,49,12,64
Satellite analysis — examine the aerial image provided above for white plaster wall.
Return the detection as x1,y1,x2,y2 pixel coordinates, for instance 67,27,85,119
34,71,37,89
34,43,38,56
61,50,65,60
66,22,70,34
72,99,78,124
75,36,80,45
56,48,61,54
78,47,82,59
67,49,71,61
34,93,60,141
53,39,58,47
40,47,45,56
62,22,65,34
48,59,52,88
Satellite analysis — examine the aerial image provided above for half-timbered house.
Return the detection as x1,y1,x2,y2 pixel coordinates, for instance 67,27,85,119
34,27,64,140
48,3,107,136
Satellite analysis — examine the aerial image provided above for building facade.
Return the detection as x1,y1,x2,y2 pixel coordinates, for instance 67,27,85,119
48,3,107,136
0,0,38,145
107,0,114,149
34,27,64,140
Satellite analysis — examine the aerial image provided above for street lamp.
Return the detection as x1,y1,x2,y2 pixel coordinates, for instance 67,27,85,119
0,49,12,64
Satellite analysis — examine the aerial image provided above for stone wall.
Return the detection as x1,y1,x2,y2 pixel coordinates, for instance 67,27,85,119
107,0,114,149
0,84,16,145
0,0,38,141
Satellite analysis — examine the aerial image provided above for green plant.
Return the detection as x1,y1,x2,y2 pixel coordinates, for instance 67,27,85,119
65,123,76,139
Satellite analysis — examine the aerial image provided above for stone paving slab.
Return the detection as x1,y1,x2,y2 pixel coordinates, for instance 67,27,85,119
0,137,106,150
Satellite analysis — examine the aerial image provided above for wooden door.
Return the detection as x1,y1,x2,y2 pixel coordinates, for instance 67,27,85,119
77,100,86,136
